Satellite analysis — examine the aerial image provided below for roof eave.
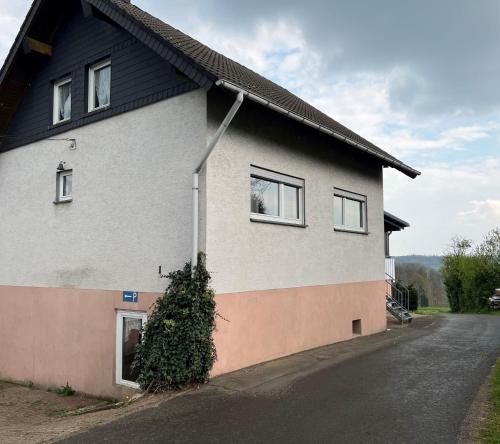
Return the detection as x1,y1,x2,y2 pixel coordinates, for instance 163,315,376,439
0,0,43,86
216,79,421,179
384,211,410,230
86,0,216,88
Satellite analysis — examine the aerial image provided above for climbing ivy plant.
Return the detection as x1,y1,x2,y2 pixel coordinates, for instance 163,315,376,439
133,253,217,391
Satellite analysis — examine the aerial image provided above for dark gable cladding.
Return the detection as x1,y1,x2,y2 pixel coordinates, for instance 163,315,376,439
0,0,419,178
0,0,199,151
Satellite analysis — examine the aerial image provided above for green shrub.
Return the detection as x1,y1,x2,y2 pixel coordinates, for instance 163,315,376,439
442,230,500,313
56,382,75,396
132,253,217,392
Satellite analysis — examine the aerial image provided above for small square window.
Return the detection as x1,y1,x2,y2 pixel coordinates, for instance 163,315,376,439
250,166,305,226
334,188,367,233
88,60,111,112
53,78,72,124
56,170,72,202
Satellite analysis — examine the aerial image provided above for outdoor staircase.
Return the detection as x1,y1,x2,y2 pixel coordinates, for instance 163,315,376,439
385,276,413,323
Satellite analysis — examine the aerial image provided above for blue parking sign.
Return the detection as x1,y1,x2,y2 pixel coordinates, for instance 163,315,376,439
123,291,139,303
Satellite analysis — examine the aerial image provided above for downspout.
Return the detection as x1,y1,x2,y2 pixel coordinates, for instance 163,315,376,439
192,90,244,273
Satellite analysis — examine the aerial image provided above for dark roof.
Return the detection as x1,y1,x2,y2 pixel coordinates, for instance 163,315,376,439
384,211,410,232
106,0,420,178
0,0,420,178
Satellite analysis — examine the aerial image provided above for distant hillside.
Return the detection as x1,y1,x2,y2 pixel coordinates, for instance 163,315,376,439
395,255,443,270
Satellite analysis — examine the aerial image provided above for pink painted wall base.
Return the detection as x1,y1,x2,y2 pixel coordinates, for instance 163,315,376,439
0,281,386,398
212,281,387,376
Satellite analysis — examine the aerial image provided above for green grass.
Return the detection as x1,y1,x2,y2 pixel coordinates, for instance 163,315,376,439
413,306,451,315
479,359,500,443
485,310,500,316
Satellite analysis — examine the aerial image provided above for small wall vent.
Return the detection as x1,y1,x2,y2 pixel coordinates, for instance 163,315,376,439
352,319,362,336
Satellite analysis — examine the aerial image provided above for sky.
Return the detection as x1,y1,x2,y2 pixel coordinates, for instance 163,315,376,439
1,0,499,255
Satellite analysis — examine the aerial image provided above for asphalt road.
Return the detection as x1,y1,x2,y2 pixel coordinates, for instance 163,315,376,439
62,314,500,443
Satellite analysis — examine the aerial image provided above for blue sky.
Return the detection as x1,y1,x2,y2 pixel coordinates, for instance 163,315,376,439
1,0,499,255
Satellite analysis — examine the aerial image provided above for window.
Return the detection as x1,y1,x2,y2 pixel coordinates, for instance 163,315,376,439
334,188,367,233
53,78,72,124
56,170,72,202
88,60,111,111
250,166,305,225
116,311,147,388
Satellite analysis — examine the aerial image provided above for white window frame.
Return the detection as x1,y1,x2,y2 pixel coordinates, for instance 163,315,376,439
334,188,367,233
116,310,147,389
250,165,305,226
88,59,111,112
53,77,72,125
56,169,73,202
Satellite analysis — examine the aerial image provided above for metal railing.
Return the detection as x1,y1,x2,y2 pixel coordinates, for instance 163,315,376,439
385,274,412,325
385,257,396,280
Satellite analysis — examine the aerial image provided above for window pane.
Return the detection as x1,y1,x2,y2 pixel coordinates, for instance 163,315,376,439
344,198,362,228
334,196,343,225
251,177,279,216
58,82,71,121
283,185,299,219
63,174,72,197
122,317,142,382
94,65,111,108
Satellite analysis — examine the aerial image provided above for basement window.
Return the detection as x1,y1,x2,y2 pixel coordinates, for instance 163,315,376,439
250,165,305,226
334,188,367,233
88,59,111,112
116,311,147,388
53,78,72,124
56,170,72,203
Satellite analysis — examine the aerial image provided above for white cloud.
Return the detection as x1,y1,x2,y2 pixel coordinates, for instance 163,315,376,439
384,158,500,255
194,18,324,92
0,1,32,62
0,13,22,61
189,19,500,159
458,200,500,223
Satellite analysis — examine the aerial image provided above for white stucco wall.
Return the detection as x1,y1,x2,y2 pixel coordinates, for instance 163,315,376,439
0,89,206,292
204,96,385,294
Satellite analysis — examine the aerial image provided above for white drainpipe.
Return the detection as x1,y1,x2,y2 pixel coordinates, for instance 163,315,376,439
191,90,244,273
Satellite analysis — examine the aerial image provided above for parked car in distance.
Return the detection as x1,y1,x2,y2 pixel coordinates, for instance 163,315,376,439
488,289,500,310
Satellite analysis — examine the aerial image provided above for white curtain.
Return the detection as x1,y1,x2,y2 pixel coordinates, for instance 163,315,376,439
95,66,111,107
59,83,71,120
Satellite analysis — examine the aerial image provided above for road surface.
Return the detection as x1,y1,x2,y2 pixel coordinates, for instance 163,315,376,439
62,314,500,443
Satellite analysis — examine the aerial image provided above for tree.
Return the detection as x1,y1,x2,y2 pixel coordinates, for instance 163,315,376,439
395,263,446,307
441,230,500,312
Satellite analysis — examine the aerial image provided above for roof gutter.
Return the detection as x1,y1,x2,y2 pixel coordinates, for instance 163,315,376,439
216,80,420,179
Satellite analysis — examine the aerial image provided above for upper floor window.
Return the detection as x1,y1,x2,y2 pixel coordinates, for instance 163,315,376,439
88,60,111,112
250,166,305,226
53,78,72,124
334,188,367,233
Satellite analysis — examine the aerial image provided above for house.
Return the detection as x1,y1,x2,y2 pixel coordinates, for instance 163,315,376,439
0,0,420,398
